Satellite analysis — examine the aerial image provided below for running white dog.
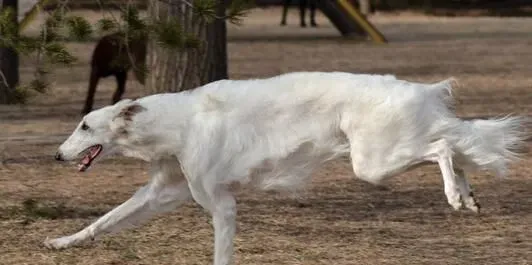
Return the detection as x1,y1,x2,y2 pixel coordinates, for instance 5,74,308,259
46,72,528,265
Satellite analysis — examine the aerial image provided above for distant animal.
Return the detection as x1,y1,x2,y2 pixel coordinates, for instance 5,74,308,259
48,72,528,265
281,0,318,27
82,32,147,115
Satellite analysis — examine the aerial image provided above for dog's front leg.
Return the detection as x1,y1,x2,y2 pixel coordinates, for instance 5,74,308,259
212,190,237,265
188,184,237,265
44,178,191,250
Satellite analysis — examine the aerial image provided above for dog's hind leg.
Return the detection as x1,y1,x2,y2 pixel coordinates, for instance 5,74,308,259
82,67,101,115
280,0,291,25
455,167,481,213
299,0,307,27
422,139,462,210
44,159,191,250
111,71,127,105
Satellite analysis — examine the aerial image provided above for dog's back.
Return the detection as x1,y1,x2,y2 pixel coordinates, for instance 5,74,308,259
171,72,525,188
132,72,525,191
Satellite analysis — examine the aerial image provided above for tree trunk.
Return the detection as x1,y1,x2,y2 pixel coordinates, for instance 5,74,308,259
147,0,228,94
0,0,20,104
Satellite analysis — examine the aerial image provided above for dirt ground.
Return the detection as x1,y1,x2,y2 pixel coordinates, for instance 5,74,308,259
1,7,531,265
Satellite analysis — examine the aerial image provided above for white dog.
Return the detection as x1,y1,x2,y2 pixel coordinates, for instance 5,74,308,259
46,72,528,265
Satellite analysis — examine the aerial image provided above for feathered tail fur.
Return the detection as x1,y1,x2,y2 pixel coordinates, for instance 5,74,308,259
431,79,531,177
452,115,530,176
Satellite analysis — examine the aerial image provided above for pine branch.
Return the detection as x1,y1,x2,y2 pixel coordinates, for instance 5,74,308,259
44,42,76,65
65,16,93,41
155,0,252,22
227,0,254,25
0,7,18,49
0,0,251,103
97,18,119,33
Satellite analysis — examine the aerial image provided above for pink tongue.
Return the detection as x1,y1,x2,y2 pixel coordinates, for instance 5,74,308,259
90,146,102,158
81,154,91,165
78,164,87,171
78,146,101,172
78,154,91,171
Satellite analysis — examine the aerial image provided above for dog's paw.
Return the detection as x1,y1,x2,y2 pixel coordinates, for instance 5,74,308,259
446,193,462,211
463,193,481,213
43,236,75,250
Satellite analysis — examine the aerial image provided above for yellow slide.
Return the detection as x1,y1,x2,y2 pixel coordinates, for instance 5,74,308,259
317,0,387,44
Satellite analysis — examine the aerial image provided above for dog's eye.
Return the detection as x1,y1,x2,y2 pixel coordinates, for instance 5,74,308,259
81,122,90,131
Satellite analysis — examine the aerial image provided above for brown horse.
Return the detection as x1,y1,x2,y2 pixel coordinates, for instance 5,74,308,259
82,32,147,115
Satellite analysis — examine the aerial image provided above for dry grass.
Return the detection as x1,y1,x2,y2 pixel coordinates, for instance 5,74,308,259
1,7,531,265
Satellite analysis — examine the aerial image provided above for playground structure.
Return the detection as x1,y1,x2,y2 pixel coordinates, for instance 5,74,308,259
318,0,386,43
18,0,387,43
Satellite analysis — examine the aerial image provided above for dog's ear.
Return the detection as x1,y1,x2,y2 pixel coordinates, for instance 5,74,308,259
110,100,146,135
117,102,146,121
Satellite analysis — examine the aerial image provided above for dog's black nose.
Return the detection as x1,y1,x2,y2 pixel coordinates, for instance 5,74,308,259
55,152,64,161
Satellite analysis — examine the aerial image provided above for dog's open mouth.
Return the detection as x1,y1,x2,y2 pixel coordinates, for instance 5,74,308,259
78,145,102,172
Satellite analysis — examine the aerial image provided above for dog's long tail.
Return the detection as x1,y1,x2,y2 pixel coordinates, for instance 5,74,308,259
450,115,530,177
426,79,530,177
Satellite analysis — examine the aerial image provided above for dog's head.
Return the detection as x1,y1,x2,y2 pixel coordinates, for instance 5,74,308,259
55,99,146,172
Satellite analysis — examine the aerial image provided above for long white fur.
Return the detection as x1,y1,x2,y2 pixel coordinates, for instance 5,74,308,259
45,72,529,265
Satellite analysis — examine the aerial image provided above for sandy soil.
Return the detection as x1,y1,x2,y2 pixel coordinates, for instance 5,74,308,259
1,7,531,265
